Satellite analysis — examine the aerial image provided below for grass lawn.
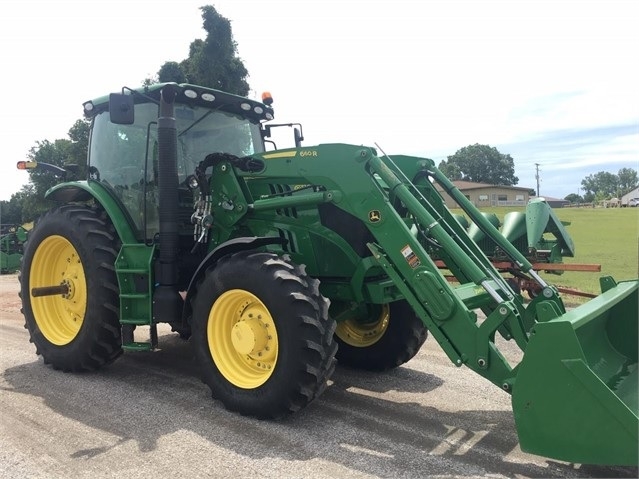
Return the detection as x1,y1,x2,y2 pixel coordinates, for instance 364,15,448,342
450,205,639,302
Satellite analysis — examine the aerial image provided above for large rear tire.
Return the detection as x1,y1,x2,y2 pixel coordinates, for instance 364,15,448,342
19,205,121,371
191,251,337,419
334,300,427,371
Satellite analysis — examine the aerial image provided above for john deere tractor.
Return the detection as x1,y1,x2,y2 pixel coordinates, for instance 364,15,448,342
1,224,27,274
18,83,638,465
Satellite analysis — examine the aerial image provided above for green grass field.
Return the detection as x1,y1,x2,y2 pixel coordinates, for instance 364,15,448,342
450,205,639,303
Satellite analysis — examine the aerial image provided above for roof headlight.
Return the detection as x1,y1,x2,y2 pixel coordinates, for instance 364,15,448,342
184,89,198,99
201,93,215,102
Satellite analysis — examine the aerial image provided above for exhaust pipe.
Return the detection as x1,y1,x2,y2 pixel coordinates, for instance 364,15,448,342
153,84,184,322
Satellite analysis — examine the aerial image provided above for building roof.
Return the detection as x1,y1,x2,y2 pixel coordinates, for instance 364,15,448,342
621,187,639,202
450,180,533,192
533,196,570,204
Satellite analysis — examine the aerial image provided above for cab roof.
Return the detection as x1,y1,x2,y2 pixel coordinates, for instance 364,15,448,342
82,82,274,124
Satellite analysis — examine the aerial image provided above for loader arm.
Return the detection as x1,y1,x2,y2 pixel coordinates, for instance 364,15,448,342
206,143,638,466
205,144,550,386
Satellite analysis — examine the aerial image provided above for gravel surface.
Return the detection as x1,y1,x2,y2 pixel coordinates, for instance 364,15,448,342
1,273,636,478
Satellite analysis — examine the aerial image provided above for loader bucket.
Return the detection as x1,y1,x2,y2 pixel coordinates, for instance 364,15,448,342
512,279,638,465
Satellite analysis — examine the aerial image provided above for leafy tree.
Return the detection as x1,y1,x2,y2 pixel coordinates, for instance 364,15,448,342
28,140,72,189
3,120,91,223
438,144,519,185
617,167,638,194
27,120,89,194
438,161,461,181
0,184,38,225
152,5,249,95
581,171,619,202
23,139,72,217
66,119,90,178
580,168,638,202
158,61,187,84
564,193,583,203
1,189,26,225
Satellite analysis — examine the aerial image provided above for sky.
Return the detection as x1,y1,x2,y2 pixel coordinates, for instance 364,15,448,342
1,0,637,202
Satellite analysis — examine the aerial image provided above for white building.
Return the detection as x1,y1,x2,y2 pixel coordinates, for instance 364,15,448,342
621,187,639,206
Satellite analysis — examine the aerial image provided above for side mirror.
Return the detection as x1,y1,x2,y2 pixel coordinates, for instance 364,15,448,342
109,93,135,124
294,127,303,148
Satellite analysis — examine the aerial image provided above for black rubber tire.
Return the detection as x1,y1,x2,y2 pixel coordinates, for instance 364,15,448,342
335,300,428,371
19,205,122,371
506,277,522,295
191,251,337,419
526,287,541,299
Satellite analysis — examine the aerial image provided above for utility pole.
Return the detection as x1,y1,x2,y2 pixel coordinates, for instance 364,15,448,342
535,163,540,196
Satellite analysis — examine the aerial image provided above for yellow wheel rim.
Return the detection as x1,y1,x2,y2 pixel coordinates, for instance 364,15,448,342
335,304,390,347
208,289,279,389
29,235,87,346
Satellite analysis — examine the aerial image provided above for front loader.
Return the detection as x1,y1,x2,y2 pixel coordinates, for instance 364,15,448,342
18,83,638,465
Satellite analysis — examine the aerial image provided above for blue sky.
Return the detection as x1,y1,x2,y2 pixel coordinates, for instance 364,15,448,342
1,0,637,202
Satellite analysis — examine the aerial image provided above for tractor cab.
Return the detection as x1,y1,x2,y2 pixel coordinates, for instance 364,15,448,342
83,83,273,240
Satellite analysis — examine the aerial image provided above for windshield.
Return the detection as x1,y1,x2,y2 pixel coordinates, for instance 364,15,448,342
89,102,264,236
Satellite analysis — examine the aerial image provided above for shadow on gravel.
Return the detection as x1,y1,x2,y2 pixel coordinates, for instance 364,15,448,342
2,333,637,479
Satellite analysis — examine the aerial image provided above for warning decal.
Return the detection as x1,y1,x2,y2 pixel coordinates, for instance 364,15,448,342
401,245,421,268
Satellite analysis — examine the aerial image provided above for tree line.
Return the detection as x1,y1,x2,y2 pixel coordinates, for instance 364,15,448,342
438,145,637,203
1,5,249,226
566,168,638,203
1,5,637,225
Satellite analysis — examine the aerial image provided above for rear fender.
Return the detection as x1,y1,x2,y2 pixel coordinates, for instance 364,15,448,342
46,181,138,244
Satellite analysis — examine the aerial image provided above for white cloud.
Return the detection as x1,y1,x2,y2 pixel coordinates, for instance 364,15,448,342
1,0,637,202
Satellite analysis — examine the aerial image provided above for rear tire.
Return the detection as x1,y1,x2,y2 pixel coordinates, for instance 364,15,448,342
19,205,121,371
335,300,427,371
191,251,337,419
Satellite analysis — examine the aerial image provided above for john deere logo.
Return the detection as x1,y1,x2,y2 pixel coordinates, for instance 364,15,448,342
369,210,381,223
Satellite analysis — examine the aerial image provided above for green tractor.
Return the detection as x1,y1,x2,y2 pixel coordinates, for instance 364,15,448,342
18,83,638,465
1,224,27,274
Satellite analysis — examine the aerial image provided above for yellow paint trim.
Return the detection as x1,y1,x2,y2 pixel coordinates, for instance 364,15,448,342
30,235,86,345
335,304,390,347
208,289,278,389
262,151,298,159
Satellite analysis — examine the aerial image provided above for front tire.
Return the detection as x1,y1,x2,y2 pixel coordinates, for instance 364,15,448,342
19,205,121,371
191,251,337,419
334,300,428,371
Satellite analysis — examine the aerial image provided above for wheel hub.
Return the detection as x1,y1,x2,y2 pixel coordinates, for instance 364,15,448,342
231,315,270,356
30,235,87,346
335,303,390,347
208,289,279,389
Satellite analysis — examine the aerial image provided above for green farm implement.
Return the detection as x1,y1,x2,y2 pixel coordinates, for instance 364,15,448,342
17,83,638,466
1,224,27,274
446,199,602,298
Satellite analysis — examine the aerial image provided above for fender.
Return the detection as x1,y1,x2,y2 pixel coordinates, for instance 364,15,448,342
46,181,138,244
181,236,286,323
